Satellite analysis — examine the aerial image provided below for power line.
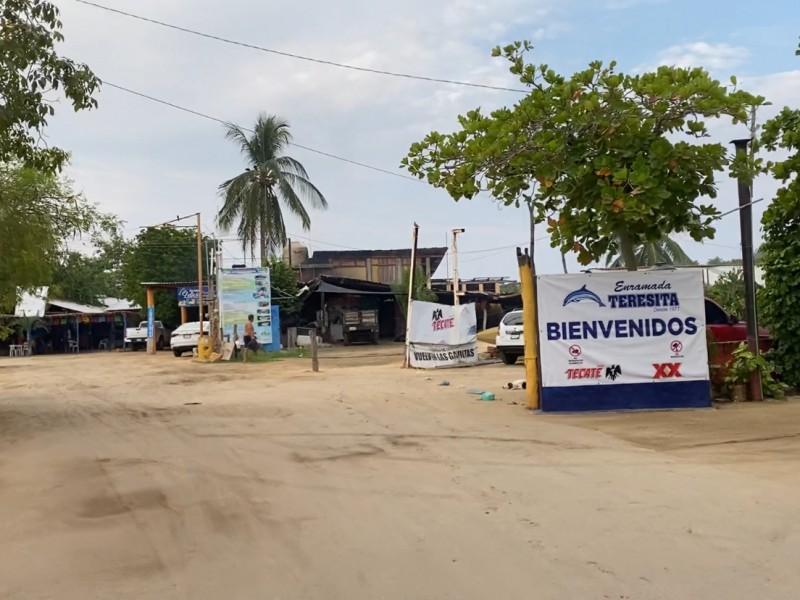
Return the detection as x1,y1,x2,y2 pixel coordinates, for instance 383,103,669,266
100,81,419,182
73,0,527,94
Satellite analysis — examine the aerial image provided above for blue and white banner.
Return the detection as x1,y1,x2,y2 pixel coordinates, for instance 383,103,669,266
219,268,272,345
537,270,710,411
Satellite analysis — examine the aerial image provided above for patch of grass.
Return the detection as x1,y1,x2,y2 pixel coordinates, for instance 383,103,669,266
231,347,308,363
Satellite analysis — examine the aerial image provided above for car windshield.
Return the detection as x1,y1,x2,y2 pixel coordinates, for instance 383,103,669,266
502,312,524,326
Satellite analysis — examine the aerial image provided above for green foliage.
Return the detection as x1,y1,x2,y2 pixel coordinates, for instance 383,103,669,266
0,164,111,310
49,218,127,305
706,269,746,319
500,281,521,294
392,267,437,317
403,41,763,270
120,227,211,327
218,114,327,264
724,342,786,399
267,258,301,324
759,106,800,387
0,0,100,172
605,234,694,268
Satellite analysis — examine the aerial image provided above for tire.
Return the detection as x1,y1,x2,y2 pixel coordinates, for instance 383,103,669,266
371,332,378,345
500,351,518,365
173,349,182,357
157,336,165,351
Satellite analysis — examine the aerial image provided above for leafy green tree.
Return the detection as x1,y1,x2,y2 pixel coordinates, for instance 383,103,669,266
404,41,762,270
706,269,747,319
120,227,211,327
218,114,327,265
392,267,437,317
605,234,694,268
759,105,800,386
49,219,127,304
0,0,99,171
266,258,301,325
0,164,108,311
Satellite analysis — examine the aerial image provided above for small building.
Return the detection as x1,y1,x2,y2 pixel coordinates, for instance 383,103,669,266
285,243,448,286
10,289,141,353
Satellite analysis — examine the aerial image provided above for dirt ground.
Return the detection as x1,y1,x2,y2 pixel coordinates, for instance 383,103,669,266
2,346,800,599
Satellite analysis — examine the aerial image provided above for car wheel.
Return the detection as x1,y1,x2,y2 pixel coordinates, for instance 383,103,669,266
173,349,182,357
500,351,518,365
157,336,165,350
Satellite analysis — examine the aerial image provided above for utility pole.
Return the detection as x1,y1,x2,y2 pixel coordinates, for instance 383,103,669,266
732,138,763,401
451,228,465,306
195,213,204,341
404,223,419,368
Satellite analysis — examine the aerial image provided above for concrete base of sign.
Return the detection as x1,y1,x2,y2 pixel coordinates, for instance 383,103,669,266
541,380,711,413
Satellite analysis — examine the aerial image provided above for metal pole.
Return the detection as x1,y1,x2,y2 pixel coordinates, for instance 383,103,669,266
732,138,763,401
196,213,204,340
404,223,419,368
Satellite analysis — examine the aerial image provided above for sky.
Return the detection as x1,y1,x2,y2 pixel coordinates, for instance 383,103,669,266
46,0,800,279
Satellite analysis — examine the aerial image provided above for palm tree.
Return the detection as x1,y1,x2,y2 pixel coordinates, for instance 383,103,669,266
218,114,327,265
605,234,694,268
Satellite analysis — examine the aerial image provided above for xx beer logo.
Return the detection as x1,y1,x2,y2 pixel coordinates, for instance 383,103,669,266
653,362,682,379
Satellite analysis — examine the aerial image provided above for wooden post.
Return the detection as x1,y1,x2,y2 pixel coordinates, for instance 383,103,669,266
180,305,188,324
288,327,297,349
517,248,540,410
404,223,419,368
310,327,319,372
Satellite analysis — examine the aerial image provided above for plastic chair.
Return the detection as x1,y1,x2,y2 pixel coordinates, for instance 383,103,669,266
69,340,79,353
22,342,31,356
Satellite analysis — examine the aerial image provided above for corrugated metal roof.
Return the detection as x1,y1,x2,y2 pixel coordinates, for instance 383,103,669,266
48,299,106,314
102,297,140,311
14,288,48,317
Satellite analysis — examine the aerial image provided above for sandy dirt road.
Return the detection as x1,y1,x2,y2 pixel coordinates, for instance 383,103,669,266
2,349,800,599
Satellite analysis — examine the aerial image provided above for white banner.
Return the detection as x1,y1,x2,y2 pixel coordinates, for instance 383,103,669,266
537,270,709,387
409,301,478,368
409,301,477,345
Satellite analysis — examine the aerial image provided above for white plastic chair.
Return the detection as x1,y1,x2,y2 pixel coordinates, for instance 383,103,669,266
22,342,31,356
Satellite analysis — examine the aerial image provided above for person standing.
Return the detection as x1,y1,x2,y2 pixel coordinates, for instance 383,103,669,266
243,314,257,363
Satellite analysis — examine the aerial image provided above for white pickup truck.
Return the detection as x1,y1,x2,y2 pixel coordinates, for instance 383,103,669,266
125,320,168,350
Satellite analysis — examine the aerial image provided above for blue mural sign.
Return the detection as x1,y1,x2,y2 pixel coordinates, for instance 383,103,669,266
177,286,209,307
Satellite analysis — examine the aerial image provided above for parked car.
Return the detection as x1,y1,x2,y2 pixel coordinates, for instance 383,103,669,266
495,298,771,366
125,320,168,351
170,321,210,357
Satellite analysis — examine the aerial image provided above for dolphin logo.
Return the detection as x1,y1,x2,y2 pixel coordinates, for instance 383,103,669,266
563,285,605,307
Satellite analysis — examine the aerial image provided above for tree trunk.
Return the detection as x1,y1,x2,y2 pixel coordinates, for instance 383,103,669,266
616,229,639,271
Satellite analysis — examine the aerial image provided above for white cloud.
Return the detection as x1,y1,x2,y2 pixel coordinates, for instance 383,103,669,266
652,42,750,70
